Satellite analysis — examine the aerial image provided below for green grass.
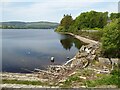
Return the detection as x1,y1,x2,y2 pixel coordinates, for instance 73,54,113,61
3,68,119,88
81,69,94,77
82,27,102,30
77,30,103,41
85,69,120,87
85,75,119,87
2,79,44,85
59,74,83,88
60,68,119,88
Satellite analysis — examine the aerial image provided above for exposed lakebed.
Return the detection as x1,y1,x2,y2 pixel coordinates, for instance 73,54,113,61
2,29,84,73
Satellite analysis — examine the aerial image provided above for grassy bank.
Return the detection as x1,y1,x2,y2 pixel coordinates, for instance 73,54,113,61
2,79,43,85
2,79,58,87
77,30,103,42
59,69,119,88
2,68,119,88
85,74,119,87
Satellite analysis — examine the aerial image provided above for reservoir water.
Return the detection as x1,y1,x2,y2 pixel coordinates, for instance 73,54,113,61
2,29,84,73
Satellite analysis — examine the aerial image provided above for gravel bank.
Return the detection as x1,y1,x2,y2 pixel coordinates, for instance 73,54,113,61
67,33,99,44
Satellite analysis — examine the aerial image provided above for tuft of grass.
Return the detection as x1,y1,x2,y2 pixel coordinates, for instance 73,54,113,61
81,69,94,77
59,75,82,88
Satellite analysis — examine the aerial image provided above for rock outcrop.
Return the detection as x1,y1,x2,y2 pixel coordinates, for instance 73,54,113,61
71,43,100,68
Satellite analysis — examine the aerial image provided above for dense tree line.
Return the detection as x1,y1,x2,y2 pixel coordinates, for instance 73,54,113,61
110,13,120,20
56,11,120,33
56,11,109,32
1,22,59,29
1,25,30,29
73,11,108,29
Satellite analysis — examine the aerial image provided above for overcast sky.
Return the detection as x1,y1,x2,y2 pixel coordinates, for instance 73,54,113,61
0,0,119,23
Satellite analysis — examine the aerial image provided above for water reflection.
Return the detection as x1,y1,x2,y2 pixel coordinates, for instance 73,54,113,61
60,35,83,50
60,38,73,50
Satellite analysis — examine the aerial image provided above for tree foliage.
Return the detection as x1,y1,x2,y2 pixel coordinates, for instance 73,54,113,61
55,14,73,32
60,14,73,29
73,11,108,30
56,11,108,33
102,18,120,58
110,13,120,20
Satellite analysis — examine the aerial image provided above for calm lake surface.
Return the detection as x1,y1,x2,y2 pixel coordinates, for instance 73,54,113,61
2,29,84,73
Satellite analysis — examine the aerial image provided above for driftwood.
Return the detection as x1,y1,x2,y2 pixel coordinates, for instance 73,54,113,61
33,42,117,81
32,43,101,81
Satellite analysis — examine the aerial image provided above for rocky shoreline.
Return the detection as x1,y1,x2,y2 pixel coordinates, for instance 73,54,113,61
1,33,118,88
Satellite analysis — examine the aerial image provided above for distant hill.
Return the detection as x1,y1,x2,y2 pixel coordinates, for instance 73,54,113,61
0,21,59,29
